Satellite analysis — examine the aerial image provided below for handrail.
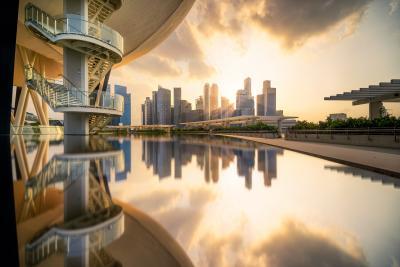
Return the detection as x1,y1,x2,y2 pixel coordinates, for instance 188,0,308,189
25,66,124,113
286,127,398,136
25,3,123,54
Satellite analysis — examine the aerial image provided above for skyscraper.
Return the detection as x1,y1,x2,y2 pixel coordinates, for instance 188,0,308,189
236,89,254,116
111,84,131,125
221,96,233,118
156,86,171,125
180,100,192,122
244,77,251,95
210,83,219,119
266,88,276,115
203,83,210,120
256,94,265,116
262,80,276,115
173,87,181,125
152,91,158,124
195,96,204,111
144,97,153,125
141,104,145,125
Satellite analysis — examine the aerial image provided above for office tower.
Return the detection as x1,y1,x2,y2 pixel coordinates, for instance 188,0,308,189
173,87,181,125
244,77,251,95
221,96,233,118
263,80,271,94
256,94,265,116
195,96,204,120
236,89,254,116
111,84,131,125
152,91,158,124
144,97,153,125
221,96,228,118
203,83,210,120
266,87,276,115
180,100,192,122
156,86,171,125
210,83,219,119
262,80,276,116
141,104,145,125
195,96,204,110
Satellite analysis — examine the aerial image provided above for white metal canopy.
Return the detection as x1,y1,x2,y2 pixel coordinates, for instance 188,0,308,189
324,79,400,105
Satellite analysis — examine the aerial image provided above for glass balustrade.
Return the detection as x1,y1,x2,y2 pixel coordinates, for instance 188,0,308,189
25,3,123,54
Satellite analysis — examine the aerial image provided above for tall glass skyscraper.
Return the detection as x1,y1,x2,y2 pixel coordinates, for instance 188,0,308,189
157,86,171,125
203,83,210,120
174,87,181,124
111,84,131,125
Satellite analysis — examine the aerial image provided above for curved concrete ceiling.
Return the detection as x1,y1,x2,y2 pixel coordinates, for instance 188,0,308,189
16,0,195,68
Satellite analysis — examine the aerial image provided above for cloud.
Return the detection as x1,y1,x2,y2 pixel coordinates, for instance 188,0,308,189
154,21,216,79
389,0,400,15
196,0,243,36
155,21,203,61
129,54,182,77
194,0,372,49
130,22,215,80
251,0,372,49
188,60,216,79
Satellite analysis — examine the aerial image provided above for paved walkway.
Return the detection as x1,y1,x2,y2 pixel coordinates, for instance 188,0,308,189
219,134,400,177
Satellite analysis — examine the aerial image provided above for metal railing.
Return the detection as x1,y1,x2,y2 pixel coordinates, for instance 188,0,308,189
25,66,124,113
25,158,86,200
286,127,399,142
25,3,123,54
25,205,124,266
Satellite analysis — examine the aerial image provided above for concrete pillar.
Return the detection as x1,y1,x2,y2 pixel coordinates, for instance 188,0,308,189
64,113,89,135
63,0,89,135
277,119,283,136
369,101,383,120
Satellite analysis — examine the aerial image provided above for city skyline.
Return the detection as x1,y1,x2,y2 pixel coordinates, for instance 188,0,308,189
140,77,280,125
110,0,400,125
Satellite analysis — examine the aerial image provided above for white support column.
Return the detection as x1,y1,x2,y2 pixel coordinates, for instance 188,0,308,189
63,0,90,135
369,101,383,120
63,1,90,266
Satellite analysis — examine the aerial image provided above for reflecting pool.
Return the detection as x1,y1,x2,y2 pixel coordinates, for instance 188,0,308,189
12,134,400,267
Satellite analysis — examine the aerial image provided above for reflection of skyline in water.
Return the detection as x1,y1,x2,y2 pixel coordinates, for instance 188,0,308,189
141,136,283,189
10,135,400,267
324,165,400,188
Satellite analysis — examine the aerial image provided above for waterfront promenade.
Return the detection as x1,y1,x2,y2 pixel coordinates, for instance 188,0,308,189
219,134,400,177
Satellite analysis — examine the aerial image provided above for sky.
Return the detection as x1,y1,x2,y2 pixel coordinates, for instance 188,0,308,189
109,0,400,125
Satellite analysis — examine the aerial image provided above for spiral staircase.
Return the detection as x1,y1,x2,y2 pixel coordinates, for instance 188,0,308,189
24,1,124,134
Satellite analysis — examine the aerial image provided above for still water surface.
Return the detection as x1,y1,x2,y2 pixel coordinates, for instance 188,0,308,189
13,135,400,267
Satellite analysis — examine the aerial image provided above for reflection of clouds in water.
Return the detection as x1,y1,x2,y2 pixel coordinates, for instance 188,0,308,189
131,189,181,214
133,187,217,248
197,219,367,267
154,187,216,247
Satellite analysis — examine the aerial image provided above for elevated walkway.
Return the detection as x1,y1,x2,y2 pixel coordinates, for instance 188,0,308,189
218,134,400,177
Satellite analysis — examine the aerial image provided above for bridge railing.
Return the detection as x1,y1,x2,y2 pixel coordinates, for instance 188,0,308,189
286,127,399,141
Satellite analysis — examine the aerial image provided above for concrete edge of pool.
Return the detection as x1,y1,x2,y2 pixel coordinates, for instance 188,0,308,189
216,134,400,178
